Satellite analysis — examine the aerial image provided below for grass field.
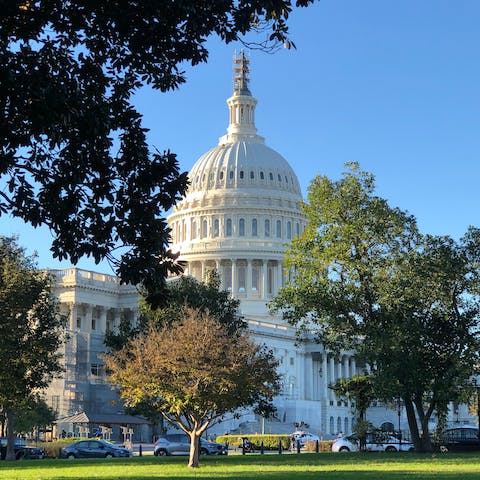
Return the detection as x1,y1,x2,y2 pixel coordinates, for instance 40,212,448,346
2,452,480,480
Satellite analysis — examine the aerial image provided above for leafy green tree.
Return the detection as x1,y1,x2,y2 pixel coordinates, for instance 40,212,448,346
272,163,480,452
0,236,66,460
11,396,56,437
105,270,242,351
105,308,280,468
331,375,375,451
1,0,313,306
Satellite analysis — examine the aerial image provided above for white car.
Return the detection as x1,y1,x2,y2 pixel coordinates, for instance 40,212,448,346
291,431,320,447
332,434,414,453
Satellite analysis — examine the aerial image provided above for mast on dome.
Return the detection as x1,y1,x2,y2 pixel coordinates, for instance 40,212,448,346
219,51,264,144
233,50,251,96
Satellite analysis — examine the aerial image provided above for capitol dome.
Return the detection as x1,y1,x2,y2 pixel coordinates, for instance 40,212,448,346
168,52,305,312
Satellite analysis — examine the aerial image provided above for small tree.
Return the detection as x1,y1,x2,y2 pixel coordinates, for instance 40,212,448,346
0,237,66,460
331,375,375,451
105,308,280,468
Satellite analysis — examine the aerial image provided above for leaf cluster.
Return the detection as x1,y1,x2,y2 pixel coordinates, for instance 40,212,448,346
0,236,66,411
0,1,313,306
105,308,280,433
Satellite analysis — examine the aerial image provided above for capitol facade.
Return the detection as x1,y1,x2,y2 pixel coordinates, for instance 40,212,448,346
46,54,470,440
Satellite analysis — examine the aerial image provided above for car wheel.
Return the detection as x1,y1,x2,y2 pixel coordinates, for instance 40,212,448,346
16,452,25,460
156,449,167,456
339,446,350,452
408,447,415,452
200,448,208,455
105,453,113,459
67,453,76,460
385,446,397,452
440,446,448,453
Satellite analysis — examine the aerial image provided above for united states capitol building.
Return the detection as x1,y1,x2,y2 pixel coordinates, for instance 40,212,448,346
46,54,471,439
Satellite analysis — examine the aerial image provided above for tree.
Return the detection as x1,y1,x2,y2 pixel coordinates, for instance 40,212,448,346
8,396,56,438
105,308,280,468
105,270,242,351
331,375,375,451
271,163,480,452
0,236,66,460
1,1,313,307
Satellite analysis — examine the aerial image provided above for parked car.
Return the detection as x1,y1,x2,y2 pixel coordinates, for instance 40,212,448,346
0,437,46,460
332,433,414,453
435,426,480,452
154,434,228,456
60,439,132,459
291,431,320,447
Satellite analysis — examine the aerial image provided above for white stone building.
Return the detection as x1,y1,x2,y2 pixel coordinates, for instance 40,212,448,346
46,53,472,440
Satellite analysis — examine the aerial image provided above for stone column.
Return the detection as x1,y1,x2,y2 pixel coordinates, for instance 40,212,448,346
98,306,107,334
246,259,252,295
351,358,357,377
201,261,206,281
276,261,283,293
343,356,350,379
322,352,329,400
113,309,121,332
84,304,93,334
231,259,237,295
329,356,335,401
69,302,76,331
262,260,268,299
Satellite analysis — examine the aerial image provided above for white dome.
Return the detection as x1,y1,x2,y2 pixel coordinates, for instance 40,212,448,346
187,139,301,198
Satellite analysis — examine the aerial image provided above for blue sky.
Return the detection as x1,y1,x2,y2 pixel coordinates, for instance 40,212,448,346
2,0,479,272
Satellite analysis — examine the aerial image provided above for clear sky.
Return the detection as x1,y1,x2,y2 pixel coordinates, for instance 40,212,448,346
2,0,479,273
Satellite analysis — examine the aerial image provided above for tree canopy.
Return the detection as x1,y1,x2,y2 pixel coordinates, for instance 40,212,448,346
0,236,66,459
272,163,480,452
1,0,313,306
105,308,280,467
105,270,242,351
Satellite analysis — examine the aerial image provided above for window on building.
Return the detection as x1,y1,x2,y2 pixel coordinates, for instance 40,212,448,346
337,417,342,434
290,357,295,366
219,171,224,180
91,318,97,330
250,171,254,179
269,172,274,181
226,218,232,237
260,171,264,180
91,364,102,376
191,220,197,240
224,264,232,291
267,265,274,295
239,218,245,236
252,218,257,236
213,218,219,237
229,170,234,179
264,219,270,237
278,174,281,182
239,170,244,179
252,265,259,291
202,219,208,238
295,222,300,237
238,265,246,292
287,221,292,239
330,417,335,435
76,317,82,329
276,220,282,238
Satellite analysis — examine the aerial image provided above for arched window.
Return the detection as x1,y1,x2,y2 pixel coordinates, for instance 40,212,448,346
287,221,292,239
330,417,335,435
229,170,234,179
278,174,282,182
295,222,300,237
276,220,282,238
337,417,342,435
344,418,349,434
239,218,245,237
252,218,257,236
269,172,274,181
264,219,270,237
238,264,246,292
213,218,219,237
219,171,224,180
250,171,255,179
239,170,244,179
202,219,208,238
260,171,265,180
226,218,232,237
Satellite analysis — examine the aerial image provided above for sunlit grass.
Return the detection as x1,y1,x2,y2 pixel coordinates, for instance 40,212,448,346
2,452,480,480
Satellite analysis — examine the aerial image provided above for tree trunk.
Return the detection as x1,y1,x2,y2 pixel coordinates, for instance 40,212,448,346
188,431,200,468
414,396,433,452
404,396,421,452
5,409,16,461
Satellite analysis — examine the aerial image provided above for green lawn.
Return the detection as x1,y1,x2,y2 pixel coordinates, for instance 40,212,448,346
2,452,480,480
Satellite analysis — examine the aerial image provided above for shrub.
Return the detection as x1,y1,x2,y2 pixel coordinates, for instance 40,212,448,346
36,438,83,458
216,434,291,450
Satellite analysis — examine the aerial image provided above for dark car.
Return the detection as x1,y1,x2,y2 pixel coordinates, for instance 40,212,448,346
436,426,480,452
60,439,132,459
0,437,46,460
154,434,228,456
